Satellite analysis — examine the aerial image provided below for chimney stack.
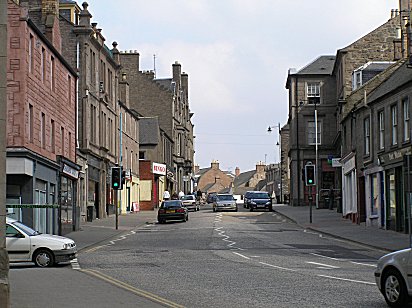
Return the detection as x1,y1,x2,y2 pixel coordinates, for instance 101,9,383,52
172,61,181,90
42,0,61,52
235,167,240,177
256,161,265,175
211,160,219,170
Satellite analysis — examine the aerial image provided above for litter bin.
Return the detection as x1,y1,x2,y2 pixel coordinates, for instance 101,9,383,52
87,206,94,222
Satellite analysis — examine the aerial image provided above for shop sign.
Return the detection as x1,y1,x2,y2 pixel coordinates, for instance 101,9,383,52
152,162,166,175
342,157,355,175
331,158,342,167
63,164,79,179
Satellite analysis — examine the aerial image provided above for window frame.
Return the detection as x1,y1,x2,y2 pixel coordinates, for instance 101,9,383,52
306,82,321,105
364,116,370,155
391,104,398,146
307,120,322,145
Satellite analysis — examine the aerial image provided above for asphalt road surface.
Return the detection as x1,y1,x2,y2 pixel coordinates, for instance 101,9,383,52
75,204,393,308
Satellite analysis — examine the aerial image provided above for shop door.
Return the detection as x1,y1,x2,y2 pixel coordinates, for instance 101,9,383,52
358,176,366,223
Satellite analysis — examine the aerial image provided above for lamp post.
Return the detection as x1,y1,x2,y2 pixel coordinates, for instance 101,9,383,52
268,123,282,203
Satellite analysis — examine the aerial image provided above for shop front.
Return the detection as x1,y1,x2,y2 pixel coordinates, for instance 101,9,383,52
153,162,166,208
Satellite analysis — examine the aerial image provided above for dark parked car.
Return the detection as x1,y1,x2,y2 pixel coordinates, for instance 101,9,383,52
245,191,272,211
158,200,188,223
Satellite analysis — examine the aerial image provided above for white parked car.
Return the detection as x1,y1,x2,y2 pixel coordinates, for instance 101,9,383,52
375,248,412,307
180,195,199,211
6,217,77,267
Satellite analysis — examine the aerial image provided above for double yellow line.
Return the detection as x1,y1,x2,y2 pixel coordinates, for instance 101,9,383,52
82,269,185,308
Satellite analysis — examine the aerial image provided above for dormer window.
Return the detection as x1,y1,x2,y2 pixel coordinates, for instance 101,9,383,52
353,70,362,90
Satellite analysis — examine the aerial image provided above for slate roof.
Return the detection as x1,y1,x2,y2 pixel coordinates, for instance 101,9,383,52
233,170,255,187
368,60,412,103
296,56,336,75
139,117,159,145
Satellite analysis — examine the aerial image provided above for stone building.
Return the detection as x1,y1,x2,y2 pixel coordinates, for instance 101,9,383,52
286,56,337,207
233,162,267,199
195,160,234,194
59,2,124,222
119,53,195,194
6,0,79,235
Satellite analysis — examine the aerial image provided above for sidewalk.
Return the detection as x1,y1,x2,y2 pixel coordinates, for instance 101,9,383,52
273,204,410,252
10,210,161,308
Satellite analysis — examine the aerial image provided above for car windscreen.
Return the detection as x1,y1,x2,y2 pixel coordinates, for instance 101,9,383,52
217,195,234,201
12,221,39,236
161,201,182,208
251,193,270,199
181,195,195,200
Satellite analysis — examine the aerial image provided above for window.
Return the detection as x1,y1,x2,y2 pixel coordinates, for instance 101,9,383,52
308,121,322,145
41,112,45,149
41,48,46,82
51,56,55,91
364,116,370,155
378,111,384,150
371,174,379,216
29,34,34,73
68,132,72,158
392,105,398,145
403,97,410,142
90,105,96,142
29,104,33,142
139,151,145,160
352,70,362,90
306,82,320,105
90,50,95,85
68,75,72,105
61,126,65,156
51,119,55,153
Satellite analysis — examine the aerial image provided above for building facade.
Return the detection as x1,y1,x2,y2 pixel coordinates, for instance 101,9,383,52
6,0,79,235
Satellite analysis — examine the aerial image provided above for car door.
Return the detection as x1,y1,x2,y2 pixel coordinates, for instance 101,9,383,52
6,224,31,262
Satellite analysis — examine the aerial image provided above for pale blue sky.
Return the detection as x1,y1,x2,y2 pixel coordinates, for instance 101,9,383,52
85,0,398,173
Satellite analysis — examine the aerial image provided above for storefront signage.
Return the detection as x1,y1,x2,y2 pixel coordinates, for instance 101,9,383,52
342,156,355,175
152,163,166,175
63,164,79,179
331,158,342,167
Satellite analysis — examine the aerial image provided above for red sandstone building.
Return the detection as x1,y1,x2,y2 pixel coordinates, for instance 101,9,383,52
6,0,79,235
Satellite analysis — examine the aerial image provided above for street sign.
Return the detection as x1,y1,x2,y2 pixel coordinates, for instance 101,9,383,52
332,158,342,167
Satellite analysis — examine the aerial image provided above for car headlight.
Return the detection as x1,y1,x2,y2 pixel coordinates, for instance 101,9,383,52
63,243,74,250
266,201,271,205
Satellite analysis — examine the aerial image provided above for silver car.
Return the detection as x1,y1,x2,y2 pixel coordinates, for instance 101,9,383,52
212,194,237,212
375,248,412,307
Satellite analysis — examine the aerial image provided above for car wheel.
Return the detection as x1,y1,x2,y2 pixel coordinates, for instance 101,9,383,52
158,219,165,224
33,249,54,267
382,268,408,307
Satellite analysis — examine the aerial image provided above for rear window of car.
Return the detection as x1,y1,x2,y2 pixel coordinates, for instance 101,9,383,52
251,193,270,199
161,201,182,208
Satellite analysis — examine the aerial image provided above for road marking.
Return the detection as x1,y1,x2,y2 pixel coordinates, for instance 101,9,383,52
259,262,297,272
82,269,185,308
306,261,340,269
317,274,375,285
310,253,342,261
70,258,81,270
233,252,250,260
351,261,376,267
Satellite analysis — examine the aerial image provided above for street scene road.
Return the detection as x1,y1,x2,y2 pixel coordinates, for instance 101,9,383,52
63,205,388,308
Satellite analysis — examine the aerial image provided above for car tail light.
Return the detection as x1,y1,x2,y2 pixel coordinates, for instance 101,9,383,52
158,209,166,214
176,208,185,213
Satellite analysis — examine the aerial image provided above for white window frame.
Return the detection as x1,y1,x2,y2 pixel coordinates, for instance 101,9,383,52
392,105,398,145
403,97,410,142
379,111,384,150
364,116,370,155
308,121,322,145
306,82,320,105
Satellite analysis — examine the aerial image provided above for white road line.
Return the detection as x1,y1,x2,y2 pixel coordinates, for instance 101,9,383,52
306,261,340,269
259,262,297,272
233,252,250,260
310,253,342,261
317,274,375,285
71,258,81,270
351,261,376,267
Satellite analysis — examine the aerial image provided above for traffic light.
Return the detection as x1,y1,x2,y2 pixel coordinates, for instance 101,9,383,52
305,164,316,186
121,169,126,186
111,167,122,190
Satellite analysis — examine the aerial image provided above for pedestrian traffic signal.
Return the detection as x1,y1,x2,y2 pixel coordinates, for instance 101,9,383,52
111,167,122,190
305,164,316,186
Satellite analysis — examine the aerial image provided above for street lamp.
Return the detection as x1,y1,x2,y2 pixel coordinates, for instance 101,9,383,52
268,123,282,203
300,100,319,211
